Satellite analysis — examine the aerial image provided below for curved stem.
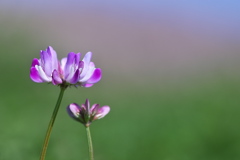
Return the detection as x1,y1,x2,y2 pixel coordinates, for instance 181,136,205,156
86,126,94,160
39,86,67,160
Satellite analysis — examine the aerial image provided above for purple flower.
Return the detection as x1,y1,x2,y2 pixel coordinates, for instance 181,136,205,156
67,99,110,126
60,52,102,87
30,46,59,84
30,46,102,87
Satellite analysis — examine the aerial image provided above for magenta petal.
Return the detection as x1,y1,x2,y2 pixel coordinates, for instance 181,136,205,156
52,70,62,85
86,68,102,84
31,58,40,67
35,65,51,82
96,106,110,119
68,69,80,84
30,67,43,83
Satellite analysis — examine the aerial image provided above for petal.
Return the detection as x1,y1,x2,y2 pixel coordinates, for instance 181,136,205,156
61,57,67,72
80,52,92,77
91,104,100,114
35,65,51,82
79,65,95,82
31,58,40,67
67,103,81,118
82,52,92,65
74,53,81,65
81,104,87,110
78,61,84,69
65,65,75,82
52,70,63,85
81,83,94,88
85,68,102,84
57,61,64,76
47,46,58,70
68,69,80,84
40,50,52,76
95,106,110,119
30,67,44,83
89,62,95,68
64,52,76,79
85,99,90,114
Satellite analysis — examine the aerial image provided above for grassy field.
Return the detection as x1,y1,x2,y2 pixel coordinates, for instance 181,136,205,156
1,30,240,160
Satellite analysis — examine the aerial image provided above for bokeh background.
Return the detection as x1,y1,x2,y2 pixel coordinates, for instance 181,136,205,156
1,1,240,160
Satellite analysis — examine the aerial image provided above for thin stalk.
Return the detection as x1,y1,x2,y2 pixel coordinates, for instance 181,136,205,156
39,86,67,160
86,126,94,160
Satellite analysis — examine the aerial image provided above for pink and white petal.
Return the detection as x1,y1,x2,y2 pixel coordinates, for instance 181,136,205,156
61,57,67,72
89,62,95,68
47,46,58,70
35,65,51,82
85,68,102,84
58,61,64,76
82,52,92,65
95,106,110,119
65,65,75,81
40,50,45,61
31,58,40,67
77,61,84,76
40,50,53,76
52,70,63,85
67,103,81,118
64,52,75,78
30,67,44,83
81,52,92,77
79,66,95,82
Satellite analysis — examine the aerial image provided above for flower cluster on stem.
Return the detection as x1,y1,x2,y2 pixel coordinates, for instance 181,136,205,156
30,46,108,160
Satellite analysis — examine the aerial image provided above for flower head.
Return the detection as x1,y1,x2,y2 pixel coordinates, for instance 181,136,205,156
60,52,102,87
30,46,102,87
30,46,59,84
67,99,110,127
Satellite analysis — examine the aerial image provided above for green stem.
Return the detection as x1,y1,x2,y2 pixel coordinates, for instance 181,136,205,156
86,126,94,160
39,86,67,160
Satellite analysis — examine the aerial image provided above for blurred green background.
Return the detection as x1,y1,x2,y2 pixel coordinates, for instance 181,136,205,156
1,1,240,160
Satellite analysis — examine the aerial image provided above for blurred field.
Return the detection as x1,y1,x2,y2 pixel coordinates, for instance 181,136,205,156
1,1,240,160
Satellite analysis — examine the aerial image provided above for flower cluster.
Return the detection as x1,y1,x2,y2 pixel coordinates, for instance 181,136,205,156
30,46,110,160
30,46,101,87
67,99,110,127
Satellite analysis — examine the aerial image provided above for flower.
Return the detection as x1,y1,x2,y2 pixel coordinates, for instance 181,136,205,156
30,46,59,84
60,51,102,87
30,46,102,87
67,99,110,126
